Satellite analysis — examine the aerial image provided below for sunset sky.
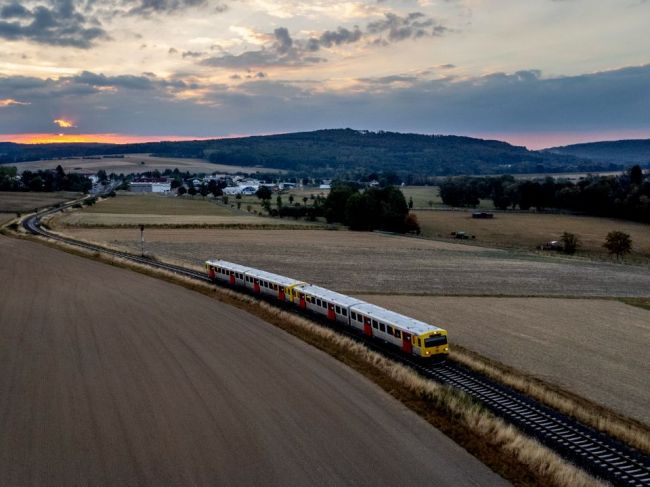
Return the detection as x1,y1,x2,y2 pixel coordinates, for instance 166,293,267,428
1,0,649,149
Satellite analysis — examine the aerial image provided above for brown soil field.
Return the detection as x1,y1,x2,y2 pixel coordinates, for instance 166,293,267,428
415,210,650,258
0,191,79,213
15,153,283,175
0,236,506,486
0,213,15,225
358,295,650,424
60,228,650,297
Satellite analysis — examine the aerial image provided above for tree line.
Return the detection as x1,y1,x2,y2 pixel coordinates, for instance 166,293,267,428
438,166,649,222
0,165,92,193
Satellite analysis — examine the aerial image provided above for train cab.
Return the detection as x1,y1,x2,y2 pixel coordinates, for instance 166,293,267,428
206,260,252,287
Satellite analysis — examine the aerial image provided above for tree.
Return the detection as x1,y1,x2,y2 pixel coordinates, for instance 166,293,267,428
408,196,414,209
603,231,632,260
199,184,209,198
177,186,187,196
560,232,580,255
256,186,272,200
188,186,197,196
276,195,282,208
288,195,294,204
630,165,643,186
97,169,108,182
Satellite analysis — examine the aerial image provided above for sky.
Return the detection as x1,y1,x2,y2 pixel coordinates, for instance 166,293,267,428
0,0,649,149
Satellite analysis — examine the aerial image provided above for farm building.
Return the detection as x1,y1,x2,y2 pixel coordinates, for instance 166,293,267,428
131,178,172,193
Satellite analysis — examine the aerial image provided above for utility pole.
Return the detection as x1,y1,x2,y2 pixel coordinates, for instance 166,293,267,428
140,224,145,257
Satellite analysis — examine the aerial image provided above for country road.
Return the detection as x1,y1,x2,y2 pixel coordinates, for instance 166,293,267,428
0,236,508,486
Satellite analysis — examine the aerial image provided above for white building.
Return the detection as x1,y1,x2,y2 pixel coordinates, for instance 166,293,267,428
131,180,171,193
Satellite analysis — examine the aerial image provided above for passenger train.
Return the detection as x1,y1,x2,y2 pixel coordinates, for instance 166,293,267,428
206,260,449,360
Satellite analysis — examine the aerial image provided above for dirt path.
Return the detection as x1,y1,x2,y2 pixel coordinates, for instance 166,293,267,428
0,237,507,486
359,295,650,424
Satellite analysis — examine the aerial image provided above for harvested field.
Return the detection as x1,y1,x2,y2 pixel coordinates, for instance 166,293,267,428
415,209,650,258
83,193,236,215
0,236,506,486
61,228,650,297
0,213,15,225
0,191,79,213
15,153,283,175
358,295,650,424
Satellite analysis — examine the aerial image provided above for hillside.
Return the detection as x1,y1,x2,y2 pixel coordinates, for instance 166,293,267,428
545,139,650,165
0,129,615,176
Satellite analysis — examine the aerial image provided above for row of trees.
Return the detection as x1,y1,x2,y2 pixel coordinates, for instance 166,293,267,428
322,183,419,233
0,165,92,192
438,166,649,222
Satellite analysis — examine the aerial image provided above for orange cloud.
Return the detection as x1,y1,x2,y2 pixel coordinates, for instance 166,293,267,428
0,99,29,107
53,119,76,128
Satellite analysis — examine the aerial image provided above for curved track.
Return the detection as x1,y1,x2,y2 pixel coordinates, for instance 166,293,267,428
22,200,650,487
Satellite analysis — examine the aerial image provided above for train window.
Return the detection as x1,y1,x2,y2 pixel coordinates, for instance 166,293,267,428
342,309,347,317
322,301,328,309
387,325,394,335
417,338,422,346
335,306,341,314
425,336,448,348
316,299,321,306
351,312,357,321
379,323,386,332
372,320,378,329
395,330,402,339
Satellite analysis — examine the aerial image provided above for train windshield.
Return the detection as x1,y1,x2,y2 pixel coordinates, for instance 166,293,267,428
424,335,448,348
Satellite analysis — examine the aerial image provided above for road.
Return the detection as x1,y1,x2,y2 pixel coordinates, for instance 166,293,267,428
0,236,508,486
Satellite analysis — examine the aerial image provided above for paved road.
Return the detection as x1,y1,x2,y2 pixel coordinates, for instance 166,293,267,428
0,237,508,486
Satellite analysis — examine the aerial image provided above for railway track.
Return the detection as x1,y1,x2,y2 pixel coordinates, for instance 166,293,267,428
21,199,650,487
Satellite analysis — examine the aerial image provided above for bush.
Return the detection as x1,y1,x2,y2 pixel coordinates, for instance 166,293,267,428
560,232,579,255
603,231,632,259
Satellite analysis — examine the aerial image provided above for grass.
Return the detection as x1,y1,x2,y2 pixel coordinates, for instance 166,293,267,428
414,209,650,259
83,193,235,215
13,229,606,486
620,297,650,311
400,186,494,209
0,191,79,213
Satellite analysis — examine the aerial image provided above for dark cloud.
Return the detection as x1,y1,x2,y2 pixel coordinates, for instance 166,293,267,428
0,0,107,48
200,14,447,70
182,50,204,58
367,12,447,42
3,65,649,138
125,0,208,16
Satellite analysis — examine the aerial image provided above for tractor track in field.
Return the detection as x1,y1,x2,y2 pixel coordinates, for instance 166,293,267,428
21,198,650,487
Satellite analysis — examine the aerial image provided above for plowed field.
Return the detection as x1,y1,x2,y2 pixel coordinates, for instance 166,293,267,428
0,236,506,486
61,228,650,297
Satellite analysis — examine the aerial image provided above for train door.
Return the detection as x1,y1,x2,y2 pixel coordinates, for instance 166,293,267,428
278,286,285,301
229,271,235,285
327,303,335,321
363,316,372,336
253,278,260,294
208,266,215,280
402,333,412,353
299,293,306,309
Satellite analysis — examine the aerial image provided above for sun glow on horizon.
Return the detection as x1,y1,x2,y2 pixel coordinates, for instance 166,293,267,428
1,133,223,144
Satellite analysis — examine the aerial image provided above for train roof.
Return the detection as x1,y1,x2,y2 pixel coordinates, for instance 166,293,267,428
206,260,253,274
350,302,444,335
295,284,365,308
244,268,303,287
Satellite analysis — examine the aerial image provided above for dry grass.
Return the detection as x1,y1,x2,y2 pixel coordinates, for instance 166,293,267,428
58,227,650,298
13,230,606,487
0,191,79,213
0,214,15,226
359,294,650,427
15,153,284,175
415,209,650,259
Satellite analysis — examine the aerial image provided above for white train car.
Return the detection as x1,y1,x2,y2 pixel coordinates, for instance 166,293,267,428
290,284,363,324
350,302,448,357
243,267,304,303
206,259,252,287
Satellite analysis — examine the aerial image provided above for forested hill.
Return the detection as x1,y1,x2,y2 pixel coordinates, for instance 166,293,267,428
545,139,650,165
0,129,620,176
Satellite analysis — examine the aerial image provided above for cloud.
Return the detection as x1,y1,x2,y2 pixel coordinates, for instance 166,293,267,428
0,98,30,107
200,13,447,70
123,0,209,16
53,118,76,128
0,0,108,48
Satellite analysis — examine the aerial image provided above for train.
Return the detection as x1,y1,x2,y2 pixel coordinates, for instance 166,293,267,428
205,259,449,360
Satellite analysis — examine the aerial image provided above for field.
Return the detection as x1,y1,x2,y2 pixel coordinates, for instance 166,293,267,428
415,210,650,258
14,153,284,175
0,235,505,486
358,295,650,424
59,228,650,297
53,193,320,228
0,191,79,213
400,186,493,209
0,214,15,225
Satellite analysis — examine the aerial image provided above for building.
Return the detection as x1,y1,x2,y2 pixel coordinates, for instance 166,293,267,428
131,178,171,193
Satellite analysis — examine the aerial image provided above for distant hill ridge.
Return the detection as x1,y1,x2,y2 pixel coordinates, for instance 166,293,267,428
545,139,650,164
0,129,634,176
